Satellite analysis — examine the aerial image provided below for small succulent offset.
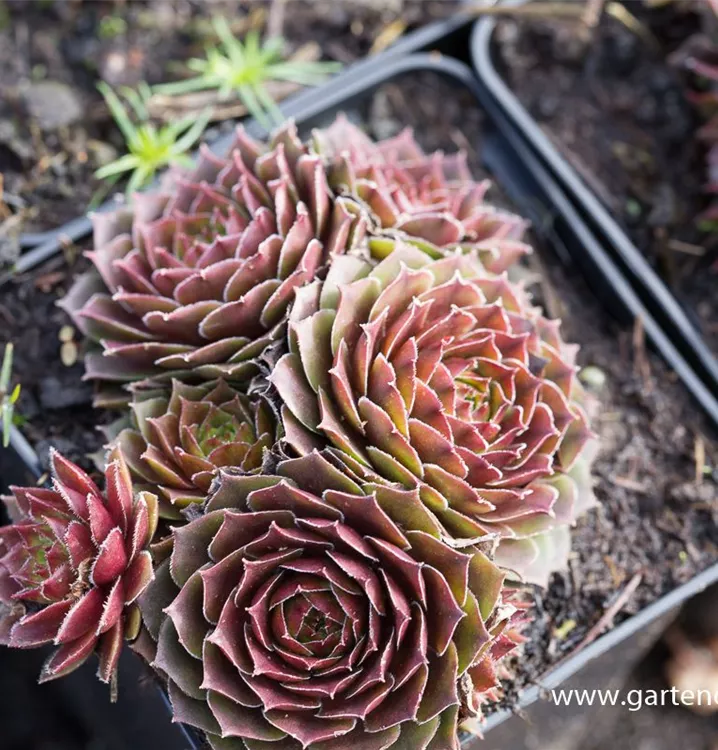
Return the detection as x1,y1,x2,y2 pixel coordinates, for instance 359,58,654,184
95,82,212,195
0,449,157,696
138,454,528,750
315,115,531,272
154,17,341,129
115,379,278,519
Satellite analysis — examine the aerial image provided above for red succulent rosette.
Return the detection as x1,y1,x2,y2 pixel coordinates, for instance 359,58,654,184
138,453,526,749
272,244,596,585
0,449,157,691
314,114,531,273
116,378,278,519
61,121,367,406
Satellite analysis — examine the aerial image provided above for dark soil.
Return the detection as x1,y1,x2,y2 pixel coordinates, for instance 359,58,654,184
0,249,104,474
494,5,718,354
0,0,455,254
509,235,718,703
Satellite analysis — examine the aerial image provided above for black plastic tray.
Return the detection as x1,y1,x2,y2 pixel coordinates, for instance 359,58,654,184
470,8,718,404
4,49,718,749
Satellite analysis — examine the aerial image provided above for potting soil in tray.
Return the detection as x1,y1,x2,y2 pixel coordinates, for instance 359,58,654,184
1,71,717,719
493,5,718,356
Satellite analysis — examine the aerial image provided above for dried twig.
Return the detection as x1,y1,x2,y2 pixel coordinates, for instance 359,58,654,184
582,0,606,30
667,239,706,257
610,476,649,494
462,2,587,20
632,316,652,386
551,573,643,680
603,555,624,587
579,0,606,42
695,434,706,485
574,573,643,654
0,174,10,221
370,19,407,55
606,1,660,49
189,10,264,40
462,1,658,48
266,0,286,40
547,572,643,673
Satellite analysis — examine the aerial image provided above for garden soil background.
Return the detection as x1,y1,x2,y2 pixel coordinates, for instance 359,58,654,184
0,3,718,750
494,3,718,355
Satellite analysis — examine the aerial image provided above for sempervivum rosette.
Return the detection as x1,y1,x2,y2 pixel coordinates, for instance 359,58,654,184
61,121,367,405
139,453,526,749
272,244,596,586
0,449,157,691
313,114,530,273
116,379,278,519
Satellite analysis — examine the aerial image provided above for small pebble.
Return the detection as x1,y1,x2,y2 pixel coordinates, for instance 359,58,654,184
22,80,83,130
58,325,75,343
60,340,78,367
579,365,607,391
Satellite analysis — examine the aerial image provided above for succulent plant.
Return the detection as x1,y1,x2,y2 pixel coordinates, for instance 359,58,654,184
153,18,341,130
61,120,367,407
116,378,278,519
95,81,213,196
0,449,157,693
272,243,596,586
138,452,527,749
313,115,531,273
40,111,597,741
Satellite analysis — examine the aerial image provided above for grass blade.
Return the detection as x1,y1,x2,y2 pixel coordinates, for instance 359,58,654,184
214,16,245,68
98,82,137,144
1,343,13,392
253,83,285,126
237,83,271,130
120,85,149,121
126,162,153,196
153,75,214,96
172,108,213,155
94,153,140,179
2,401,11,448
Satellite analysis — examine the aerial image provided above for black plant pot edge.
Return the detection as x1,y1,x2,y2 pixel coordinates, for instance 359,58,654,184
468,4,718,400
4,50,718,747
